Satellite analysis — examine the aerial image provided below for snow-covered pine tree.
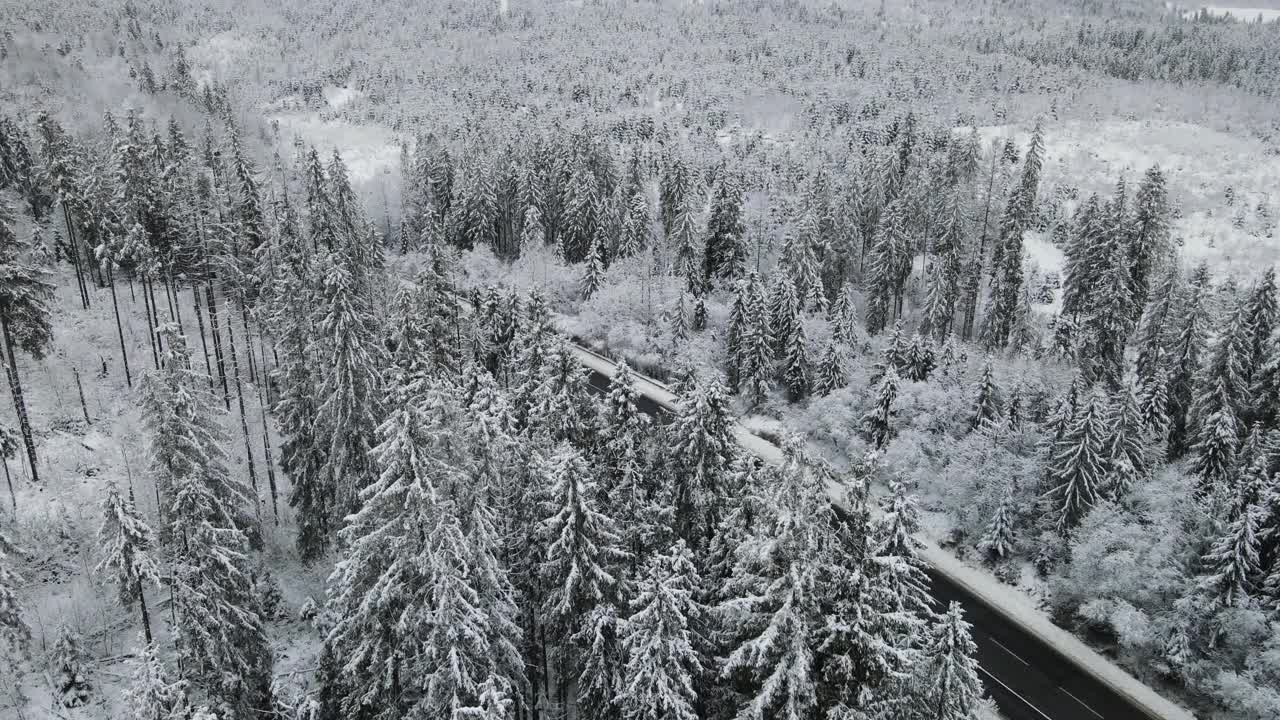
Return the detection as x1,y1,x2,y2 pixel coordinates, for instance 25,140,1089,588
864,200,908,335
768,272,800,358
740,272,774,406
979,489,1016,561
599,360,655,558
1198,505,1261,608
1189,377,1240,499
1044,390,1110,532
619,540,705,720
1243,268,1278,388
0,531,30,689
666,378,738,544
815,339,848,396
0,202,54,484
726,280,748,391
969,358,1003,430
619,190,652,260
169,427,273,714
1167,265,1211,457
921,190,965,340
782,314,810,402
52,626,91,707
984,122,1045,349
120,638,189,720
1127,166,1171,320
915,603,986,720
1134,261,1180,386
704,171,746,282
671,187,703,294
873,481,933,616
96,482,161,644
141,325,259,547
582,228,606,300
1103,384,1150,501
862,364,900,449
1081,238,1136,388
311,249,385,519
903,334,936,382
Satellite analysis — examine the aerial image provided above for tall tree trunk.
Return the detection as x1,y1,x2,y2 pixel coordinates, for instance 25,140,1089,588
3,459,13,513
137,578,153,645
253,340,279,524
204,282,231,410
141,274,160,369
106,268,133,388
61,204,90,310
146,274,165,364
73,367,91,425
224,298,262,529
192,284,215,386
1,317,40,484
240,304,258,386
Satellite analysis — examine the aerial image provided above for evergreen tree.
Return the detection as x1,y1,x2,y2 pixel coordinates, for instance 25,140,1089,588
1198,506,1262,608
815,340,848,396
1081,239,1136,388
311,250,384,518
1167,266,1211,456
1103,385,1150,501
903,334,936,382
620,541,705,720
1243,268,1278,387
726,280,748,391
619,190,652,260
52,627,92,707
970,358,1003,430
1128,166,1171,318
979,490,1016,561
704,172,746,281
0,203,54,484
0,531,30,688
768,272,800,358
120,638,189,720
1190,378,1240,498
95,483,161,644
740,273,774,406
862,365,900,449
667,378,738,545
915,603,986,720
873,482,932,616
561,166,598,262
582,229,606,300
864,200,908,335
984,122,1045,349
140,326,258,547
921,191,965,340
599,360,655,558
782,316,810,402
671,188,702,293
1044,391,1110,532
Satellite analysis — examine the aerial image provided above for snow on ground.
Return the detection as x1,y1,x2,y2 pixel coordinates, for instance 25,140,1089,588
271,112,401,185
322,85,361,109
973,120,1280,279
1181,5,1280,21
186,31,255,87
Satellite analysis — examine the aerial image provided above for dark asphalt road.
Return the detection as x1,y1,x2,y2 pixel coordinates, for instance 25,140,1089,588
581,365,1165,720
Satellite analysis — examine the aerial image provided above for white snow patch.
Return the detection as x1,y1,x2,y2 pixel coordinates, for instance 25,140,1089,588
1182,5,1280,21
270,113,401,184
186,32,254,86
322,85,361,109
970,120,1280,277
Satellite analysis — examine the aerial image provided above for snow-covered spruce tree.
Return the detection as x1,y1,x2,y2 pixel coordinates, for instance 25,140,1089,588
1139,361,1172,439
1190,296,1251,432
538,443,628,710
619,189,653,260
619,540,705,720
1043,390,1110,532
862,364,900,449
704,171,746,282
1134,261,1180,387
1189,378,1240,499
983,122,1044,349
310,249,385,519
1198,505,1262,609
1127,165,1171,320
168,417,273,714
671,187,703,294
768,271,800,358
96,482,161,644
1103,384,1150,502
560,166,598,262
598,360,656,558
969,358,1003,430
720,440,828,720
979,489,1017,562
0,202,54,484
1060,195,1104,322
873,481,933,616
1166,265,1211,457
814,339,848,396
120,637,190,720
524,337,596,445
864,200,908,335
1243,268,1277,388
726,279,749,391
52,626,91,707
828,284,857,348
327,379,524,718
0,531,30,691
1081,238,1136,388
582,227,606,299
141,325,259,548
903,334,936,382
740,272,775,406
921,190,965,340
666,377,738,545
914,603,985,720
782,313,810,402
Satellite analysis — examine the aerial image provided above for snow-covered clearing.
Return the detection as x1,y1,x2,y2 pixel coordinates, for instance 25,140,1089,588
973,120,1280,278
1181,5,1280,22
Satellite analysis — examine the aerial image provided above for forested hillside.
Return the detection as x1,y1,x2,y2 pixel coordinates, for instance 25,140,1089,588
0,1,1278,719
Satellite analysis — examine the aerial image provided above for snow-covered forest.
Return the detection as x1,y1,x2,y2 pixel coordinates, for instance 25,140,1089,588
0,0,1278,719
